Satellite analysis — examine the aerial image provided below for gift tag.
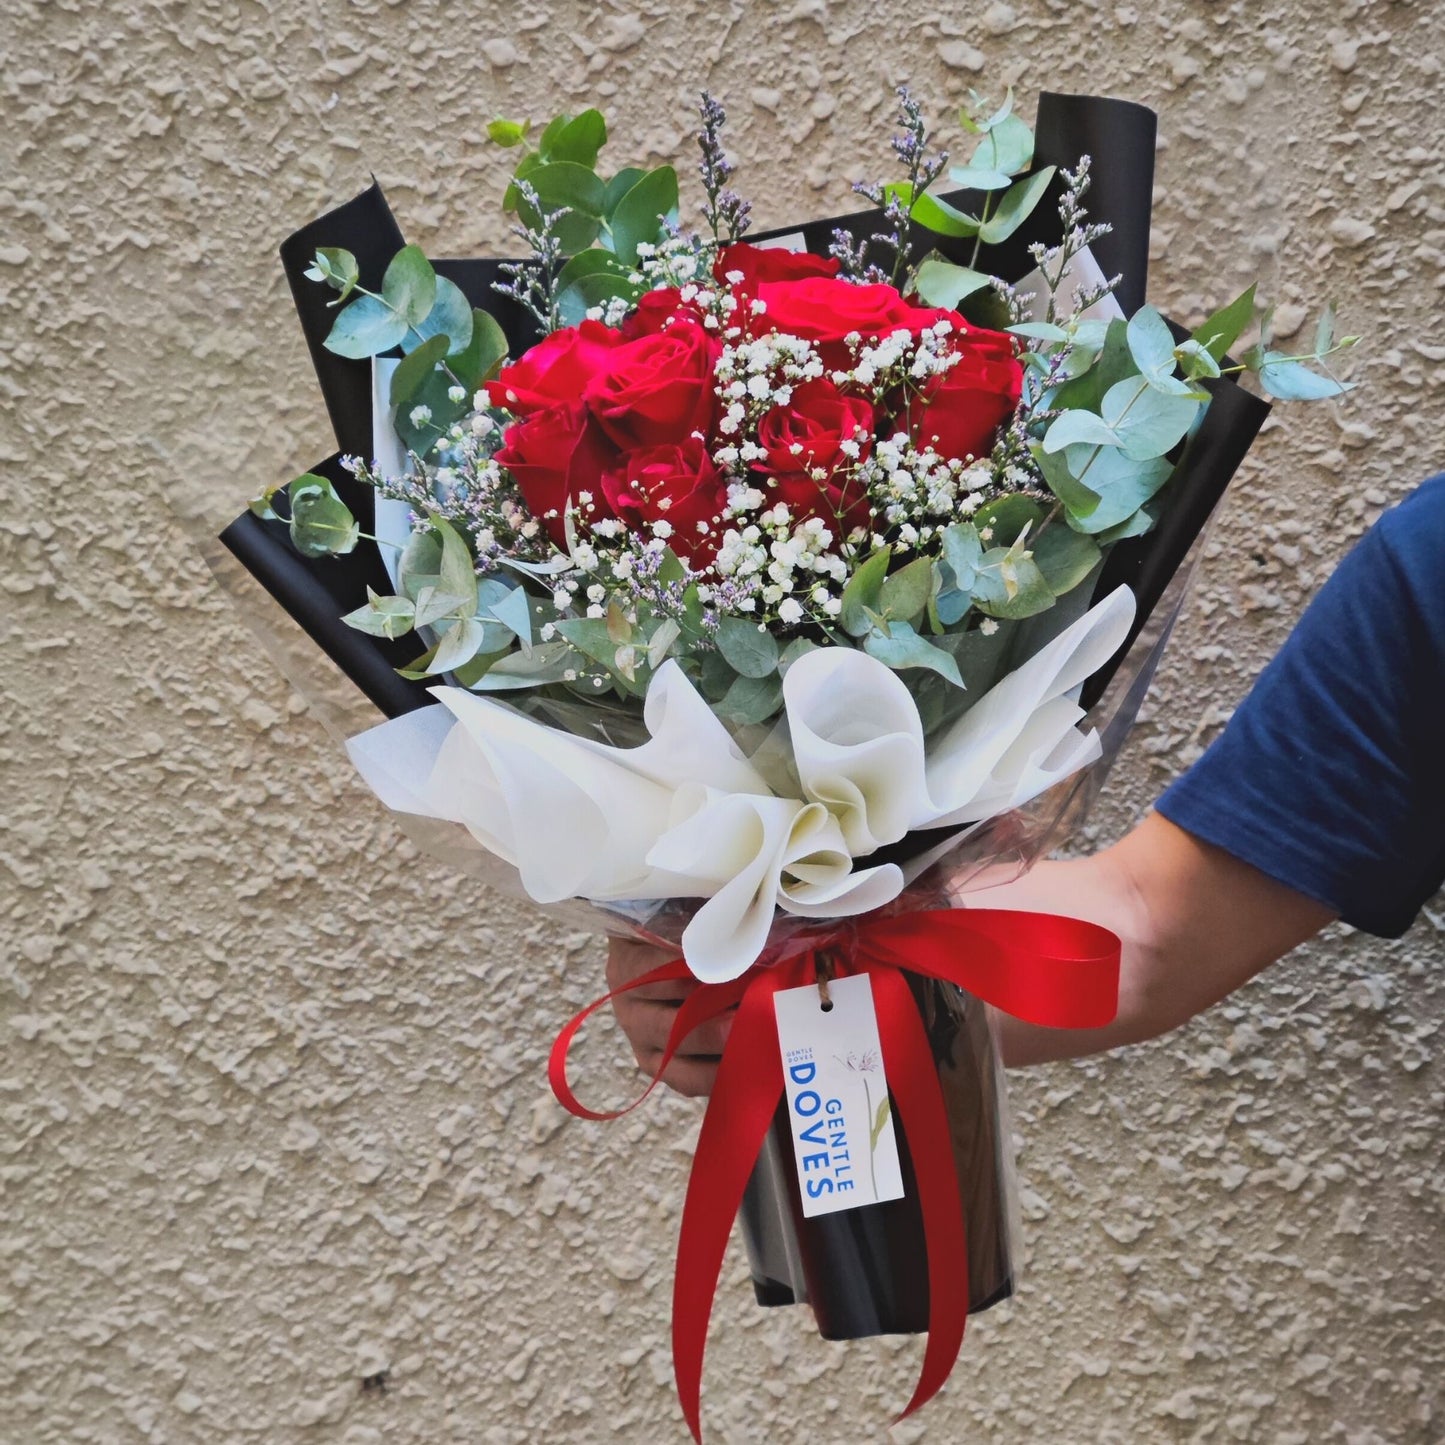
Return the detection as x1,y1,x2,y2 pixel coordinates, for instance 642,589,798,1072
773,973,905,1218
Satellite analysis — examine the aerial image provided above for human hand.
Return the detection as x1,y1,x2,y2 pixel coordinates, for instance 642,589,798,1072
605,937,729,1098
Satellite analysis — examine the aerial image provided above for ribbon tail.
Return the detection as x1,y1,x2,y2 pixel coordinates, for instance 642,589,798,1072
869,964,970,1422
672,969,789,1443
548,961,748,1122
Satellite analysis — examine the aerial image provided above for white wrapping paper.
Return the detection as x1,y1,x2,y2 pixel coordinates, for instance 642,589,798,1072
346,587,1136,980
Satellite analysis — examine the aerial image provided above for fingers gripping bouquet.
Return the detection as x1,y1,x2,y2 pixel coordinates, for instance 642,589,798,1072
216,89,1351,1438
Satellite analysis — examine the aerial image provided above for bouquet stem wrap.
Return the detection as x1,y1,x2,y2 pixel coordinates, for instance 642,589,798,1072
549,908,1121,1441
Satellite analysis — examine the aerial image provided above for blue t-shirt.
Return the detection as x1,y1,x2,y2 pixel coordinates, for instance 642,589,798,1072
1156,473,1445,938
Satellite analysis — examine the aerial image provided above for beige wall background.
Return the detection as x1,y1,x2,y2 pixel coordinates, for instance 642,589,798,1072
4,0,1443,1441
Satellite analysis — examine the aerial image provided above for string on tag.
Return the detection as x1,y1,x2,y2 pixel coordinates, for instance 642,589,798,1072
816,950,835,1012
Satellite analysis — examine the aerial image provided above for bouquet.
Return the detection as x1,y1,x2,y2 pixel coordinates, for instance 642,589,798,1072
210,88,1351,1438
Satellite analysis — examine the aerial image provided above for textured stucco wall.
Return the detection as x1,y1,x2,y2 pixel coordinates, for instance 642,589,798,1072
3,1,1443,1441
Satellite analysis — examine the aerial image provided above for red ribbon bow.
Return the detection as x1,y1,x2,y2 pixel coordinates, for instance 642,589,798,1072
549,907,1120,1441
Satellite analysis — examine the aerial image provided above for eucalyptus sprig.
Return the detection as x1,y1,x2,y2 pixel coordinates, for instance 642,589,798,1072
308,244,475,362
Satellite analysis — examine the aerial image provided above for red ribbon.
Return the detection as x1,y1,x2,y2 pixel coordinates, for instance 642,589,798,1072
549,908,1120,1441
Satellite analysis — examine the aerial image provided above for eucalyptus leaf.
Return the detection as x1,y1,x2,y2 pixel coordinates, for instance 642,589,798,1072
469,641,575,691
973,112,1034,176
609,166,680,265
977,166,1055,245
1174,337,1222,381
519,162,607,254
1098,376,1201,460
838,547,892,636
1009,321,1070,343
778,636,820,674
864,621,964,685
946,164,1012,191
699,645,739,702
973,495,1044,547
1194,283,1256,362
428,618,484,674
878,555,935,624
389,333,449,408
412,586,471,629
889,183,980,238
1042,410,1121,453
485,584,534,648
342,590,416,640
912,254,994,309
554,617,627,672
406,276,474,356
715,613,780,678
941,522,983,592
1058,449,1173,534
324,293,408,359
1034,447,1103,521
433,517,480,615
935,588,971,626
546,108,607,167
1049,317,1133,413
381,245,437,329
288,475,358,557
970,551,1053,619
399,527,443,600
451,648,517,688
306,246,359,303
487,118,529,148
647,618,682,669
1125,304,1177,382
1257,356,1353,401
604,166,648,214
716,672,785,726
1031,525,1102,596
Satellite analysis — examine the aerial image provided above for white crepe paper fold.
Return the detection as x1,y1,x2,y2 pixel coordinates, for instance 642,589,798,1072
346,586,1136,981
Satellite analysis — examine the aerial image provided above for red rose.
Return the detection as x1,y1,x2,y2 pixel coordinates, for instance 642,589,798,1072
494,403,620,548
600,438,728,563
753,277,949,371
713,242,841,293
621,287,707,339
757,378,875,536
902,325,1023,462
487,320,624,416
583,319,720,451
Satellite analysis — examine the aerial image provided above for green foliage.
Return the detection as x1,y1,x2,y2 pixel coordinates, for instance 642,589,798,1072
554,250,639,328
912,254,994,309
405,277,473,357
976,166,1055,246
863,621,963,685
838,547,893,637
1193,284,1256,362
487,118,529,148
342,587,416,640
287,474,359,558
304,246,359,304
517,161,608,254
390,308,508,455
325,292,409,359
381,245,436,328
877,556,934,625
609,166,681,265
714,614,780,679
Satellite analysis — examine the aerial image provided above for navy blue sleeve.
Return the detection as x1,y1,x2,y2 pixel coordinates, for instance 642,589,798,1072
1156,473,1445,937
